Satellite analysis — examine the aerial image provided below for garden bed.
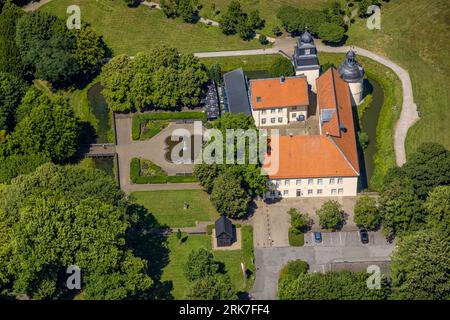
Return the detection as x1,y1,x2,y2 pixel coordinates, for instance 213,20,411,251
130,158,198,184
288,228,305,247
132,111,206,140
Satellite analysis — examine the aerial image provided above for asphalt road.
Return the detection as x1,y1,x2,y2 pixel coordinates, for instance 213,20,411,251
251,231,395,300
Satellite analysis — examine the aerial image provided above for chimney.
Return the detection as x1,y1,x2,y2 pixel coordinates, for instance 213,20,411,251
280,75,285,83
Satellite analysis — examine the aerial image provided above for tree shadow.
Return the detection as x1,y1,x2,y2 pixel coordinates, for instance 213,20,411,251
125,203,173,299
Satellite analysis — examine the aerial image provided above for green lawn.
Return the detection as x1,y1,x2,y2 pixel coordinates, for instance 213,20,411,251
41,0,264,55
200,54,281,73
161,226,254,299
319,53,402,190
131,189,219,227
346,0,450,158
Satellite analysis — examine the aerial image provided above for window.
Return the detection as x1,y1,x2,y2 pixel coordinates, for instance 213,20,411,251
296,189,301,197
261,109,266,115
317,178,323,185
261,118,266,124
305,49,310,55
330,178,335,184
256,96,262,102
278,117,283,123
284,179,290,186
271,109,276,114
317,189,323,195
308,189,313,195
292,113,297,118
278,108,282,113
331,189,337,195
308,179,314,185
271,118,276,123
292,106,297,110
337,178,343,184
275,180,280,187
338,188,344,195
283,190,289,196
296,179,301,185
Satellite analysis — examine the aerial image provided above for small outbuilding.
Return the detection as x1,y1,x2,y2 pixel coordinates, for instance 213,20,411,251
215,215,234,247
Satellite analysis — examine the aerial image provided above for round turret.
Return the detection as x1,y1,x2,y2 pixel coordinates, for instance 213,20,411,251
338,50,365,83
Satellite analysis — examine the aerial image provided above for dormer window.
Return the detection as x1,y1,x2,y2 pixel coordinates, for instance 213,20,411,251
256,96,262,102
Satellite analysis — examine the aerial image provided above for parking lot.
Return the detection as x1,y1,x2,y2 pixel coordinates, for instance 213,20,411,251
304,230,390,247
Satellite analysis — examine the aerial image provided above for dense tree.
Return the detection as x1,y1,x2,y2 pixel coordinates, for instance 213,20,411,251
378,178,426,237
287,208,309,233
210,171,250,219
353,196,380,230
0,153,49,184
186,274,236,300
278,260,309,281
160,0,198,22
194,163,222,193
276,6,327,36
0,1,24,77
390,230,450,300
219,1,263,40
278,270,389,300
401,143,450,199
319,22,345,43
317,200,344,230
184,248,219,281
268,56,295,77
71,25,109,77
0,72,27,131
2,93,80,162
101,47,207,112
0,163,154,299
424,186,450,235
207,63,222,84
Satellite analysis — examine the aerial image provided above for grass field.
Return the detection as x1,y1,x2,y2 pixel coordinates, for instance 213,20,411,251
200,54,282,72
319,52,402,190
346,0,450,157
161,226,254,299
41,0,264,55
131,190,219,227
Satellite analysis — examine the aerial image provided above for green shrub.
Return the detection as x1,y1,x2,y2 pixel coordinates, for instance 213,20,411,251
167,175,198,183
288,228,304,246
279,260,309,280
206,224,214,235
130,158,141,182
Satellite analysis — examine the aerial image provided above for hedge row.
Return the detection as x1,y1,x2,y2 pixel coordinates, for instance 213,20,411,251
288,228,304,247
130,158,197,184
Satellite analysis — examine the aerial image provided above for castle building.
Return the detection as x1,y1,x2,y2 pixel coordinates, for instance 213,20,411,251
249,76,309,127
222,31,365,198
263,67,360,198
293,30,320,92
338,50,365,106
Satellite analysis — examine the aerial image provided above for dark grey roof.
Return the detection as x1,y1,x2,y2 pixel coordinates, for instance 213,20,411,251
338,50,365,83
222,68,252,116
299,30,313,45
295,56,320,69
215,215,233,237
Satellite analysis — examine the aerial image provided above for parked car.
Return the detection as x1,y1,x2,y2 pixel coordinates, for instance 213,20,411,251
314,232,322,243
359,229,369,244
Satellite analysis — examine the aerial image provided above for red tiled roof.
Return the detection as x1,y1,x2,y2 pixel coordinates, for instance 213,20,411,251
263,67,360,179
250,76,309,109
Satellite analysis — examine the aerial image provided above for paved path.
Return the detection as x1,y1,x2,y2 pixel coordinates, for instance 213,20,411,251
251,232,394,300
114,114,201,194
195,38,419,166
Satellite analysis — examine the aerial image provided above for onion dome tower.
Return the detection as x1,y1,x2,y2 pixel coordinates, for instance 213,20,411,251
338,50,365,106
293,29,320,92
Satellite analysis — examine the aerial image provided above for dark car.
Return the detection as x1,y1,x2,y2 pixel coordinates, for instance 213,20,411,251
359,229,369,244
314,232,322,243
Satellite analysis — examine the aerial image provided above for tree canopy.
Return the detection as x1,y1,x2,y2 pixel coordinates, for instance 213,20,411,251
0,163,155,299
101,47,208,112
424,186,450,235
0,72,28,132
317,200,344,230
353,195,380,230
219,1,264,41
390,230,450,300
278,270,389,300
